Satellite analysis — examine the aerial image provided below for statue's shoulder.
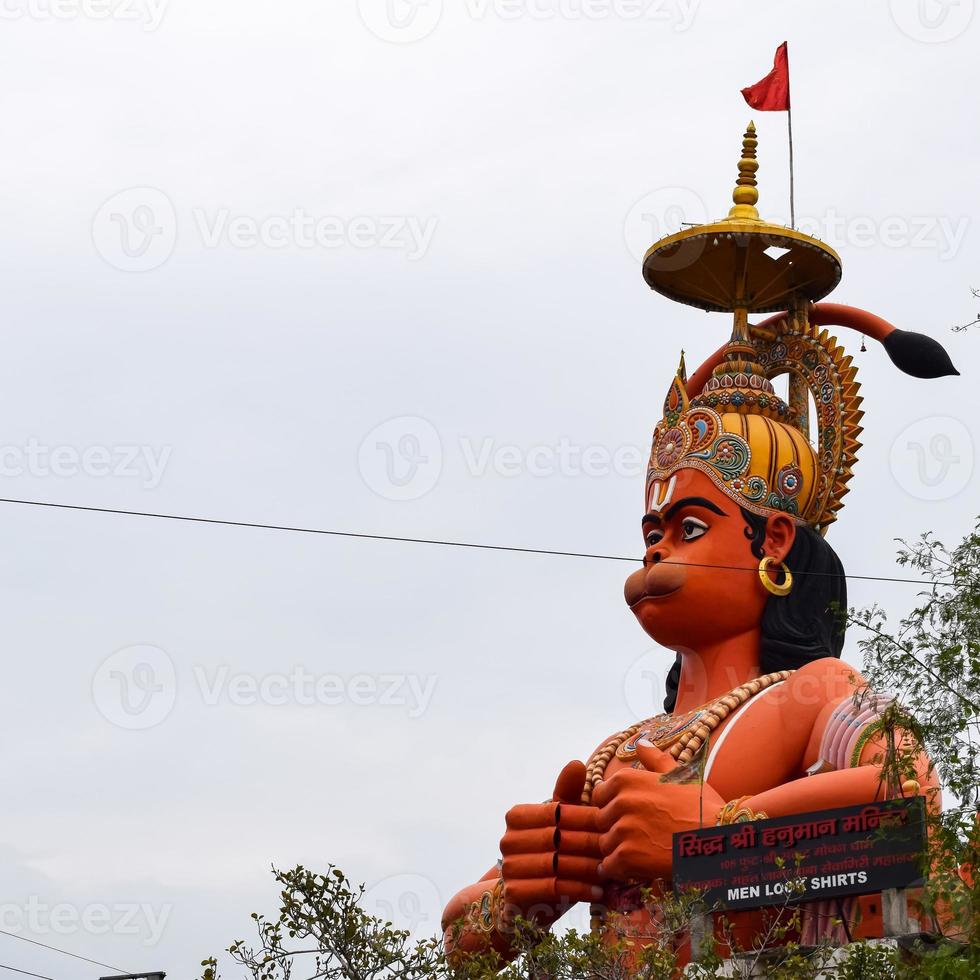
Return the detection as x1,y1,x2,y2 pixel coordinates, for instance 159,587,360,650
784,657,866,705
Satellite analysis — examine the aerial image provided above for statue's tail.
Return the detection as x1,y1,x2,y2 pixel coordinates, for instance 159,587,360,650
686,302,959,396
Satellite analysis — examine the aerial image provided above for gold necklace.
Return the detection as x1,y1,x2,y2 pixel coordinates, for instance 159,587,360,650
581,670,793,804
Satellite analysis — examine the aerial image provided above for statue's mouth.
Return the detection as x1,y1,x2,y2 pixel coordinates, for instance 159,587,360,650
629,585,681,607
625,564,686,607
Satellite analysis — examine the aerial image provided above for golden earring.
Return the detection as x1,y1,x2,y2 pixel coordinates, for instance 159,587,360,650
759,556,793,597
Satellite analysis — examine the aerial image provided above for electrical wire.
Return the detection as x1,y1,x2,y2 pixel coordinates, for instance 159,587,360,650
0,931,127,974
0,964,58,980
0,495,952,587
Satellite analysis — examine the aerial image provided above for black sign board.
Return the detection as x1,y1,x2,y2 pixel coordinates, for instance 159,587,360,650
672,798,927,912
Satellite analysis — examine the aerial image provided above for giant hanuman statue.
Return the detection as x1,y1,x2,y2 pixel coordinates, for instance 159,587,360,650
442,123,959,968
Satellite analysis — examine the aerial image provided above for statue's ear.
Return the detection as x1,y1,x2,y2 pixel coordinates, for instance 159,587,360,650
763,513,797,564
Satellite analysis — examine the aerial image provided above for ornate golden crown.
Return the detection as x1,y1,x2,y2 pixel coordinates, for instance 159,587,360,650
642,123,956,532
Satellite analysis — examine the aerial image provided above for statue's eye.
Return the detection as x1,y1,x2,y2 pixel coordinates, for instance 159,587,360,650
645,529,664,547
680,518,708,541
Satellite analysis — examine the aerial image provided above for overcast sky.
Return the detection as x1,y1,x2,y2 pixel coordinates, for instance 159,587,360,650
0,1,976,976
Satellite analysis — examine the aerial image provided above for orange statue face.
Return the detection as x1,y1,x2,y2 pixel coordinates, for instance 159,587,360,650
624,468,797,650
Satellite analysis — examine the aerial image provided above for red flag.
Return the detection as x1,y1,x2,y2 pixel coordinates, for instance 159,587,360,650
742,42,790,112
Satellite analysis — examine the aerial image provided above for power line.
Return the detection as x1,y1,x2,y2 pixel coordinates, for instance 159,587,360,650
0,495,952,587
0,931,127,974
0,964,58,980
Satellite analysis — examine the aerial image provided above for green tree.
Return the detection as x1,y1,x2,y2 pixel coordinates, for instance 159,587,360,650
848,520,980,951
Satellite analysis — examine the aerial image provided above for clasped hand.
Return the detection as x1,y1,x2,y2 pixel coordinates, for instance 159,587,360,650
499,740,723,921
593,739,724,882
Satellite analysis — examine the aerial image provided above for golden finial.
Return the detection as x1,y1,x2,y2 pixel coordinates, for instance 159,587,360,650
678,349,687,384
728,121,760,220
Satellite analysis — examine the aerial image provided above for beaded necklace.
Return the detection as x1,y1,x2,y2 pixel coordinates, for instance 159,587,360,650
581,669,793,804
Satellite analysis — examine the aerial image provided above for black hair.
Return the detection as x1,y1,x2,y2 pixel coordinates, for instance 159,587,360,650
662,507,847,713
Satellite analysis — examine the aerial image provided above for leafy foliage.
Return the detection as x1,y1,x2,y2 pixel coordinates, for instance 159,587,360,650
847,521,980,948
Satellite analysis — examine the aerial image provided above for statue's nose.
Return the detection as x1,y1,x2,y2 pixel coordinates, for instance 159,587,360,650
645,545,668,565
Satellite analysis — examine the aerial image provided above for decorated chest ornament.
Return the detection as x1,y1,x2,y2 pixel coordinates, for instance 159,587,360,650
644,123,958,533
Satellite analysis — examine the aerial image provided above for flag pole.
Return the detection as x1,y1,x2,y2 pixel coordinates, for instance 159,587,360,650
786,43,795,229
787,106,796,229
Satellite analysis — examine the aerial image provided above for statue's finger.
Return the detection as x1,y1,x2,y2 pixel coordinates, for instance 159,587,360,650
556,804,600,832
504,802,559,831
555,854,602,884
501,853,557,880
635,738,676,774
555,879,605,904
500,827,558,856
555,828,602,858
552,760,588,804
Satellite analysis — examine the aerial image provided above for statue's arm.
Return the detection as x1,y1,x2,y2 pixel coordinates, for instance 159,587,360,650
726,765,933,820
718,693,940,820
441,866,517,965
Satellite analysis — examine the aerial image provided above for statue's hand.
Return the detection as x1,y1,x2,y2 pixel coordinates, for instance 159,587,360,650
499,761,603,925
594,740,724,882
